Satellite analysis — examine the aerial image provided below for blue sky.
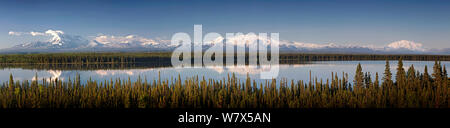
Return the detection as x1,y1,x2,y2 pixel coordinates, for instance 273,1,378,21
1,0,450,49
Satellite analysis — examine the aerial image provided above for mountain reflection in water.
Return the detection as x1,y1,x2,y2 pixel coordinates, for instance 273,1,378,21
0,61,448,85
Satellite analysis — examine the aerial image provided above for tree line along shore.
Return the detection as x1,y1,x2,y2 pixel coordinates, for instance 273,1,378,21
0,52,449,64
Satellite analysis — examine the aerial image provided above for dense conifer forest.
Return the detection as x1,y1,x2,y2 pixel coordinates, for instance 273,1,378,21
0,59,448,108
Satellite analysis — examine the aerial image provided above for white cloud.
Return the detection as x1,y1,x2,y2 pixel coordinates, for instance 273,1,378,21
8,31,23,36
30,31,45,36
8,30,60,37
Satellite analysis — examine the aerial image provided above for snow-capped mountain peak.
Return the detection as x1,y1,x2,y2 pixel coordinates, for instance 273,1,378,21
385,40,425,51
45,30,64,46
3,30,449,54
9,29,88,49
89,35,169,48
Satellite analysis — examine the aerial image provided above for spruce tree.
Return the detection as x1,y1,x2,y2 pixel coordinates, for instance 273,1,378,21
407,65,417,89
442,65,447,83
374,72,379,88
382,60,393,88
364,72,372,88
424,65,431,82
432,61,442,86
407,65,415,79
354,63,364,88
396,58,406,87
9,73,14,86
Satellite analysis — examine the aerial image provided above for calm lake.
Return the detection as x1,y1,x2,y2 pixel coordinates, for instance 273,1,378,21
1,61,448,84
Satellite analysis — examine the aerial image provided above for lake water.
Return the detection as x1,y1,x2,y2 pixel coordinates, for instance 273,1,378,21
1,61,448,85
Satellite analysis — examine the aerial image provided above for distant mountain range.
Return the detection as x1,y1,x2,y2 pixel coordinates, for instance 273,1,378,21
2,30,449,55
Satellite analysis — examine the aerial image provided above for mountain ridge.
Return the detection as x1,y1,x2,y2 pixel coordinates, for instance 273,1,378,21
2,30,449,55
